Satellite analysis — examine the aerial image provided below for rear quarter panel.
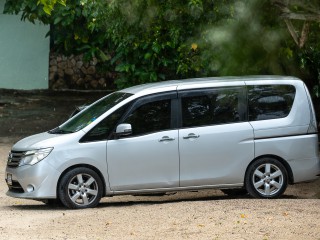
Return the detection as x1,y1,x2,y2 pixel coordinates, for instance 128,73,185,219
248,79,320,182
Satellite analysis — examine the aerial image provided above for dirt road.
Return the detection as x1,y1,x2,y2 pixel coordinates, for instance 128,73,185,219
1,141,320,240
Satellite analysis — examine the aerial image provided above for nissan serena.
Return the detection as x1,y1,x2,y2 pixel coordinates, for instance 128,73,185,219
5,76,320,209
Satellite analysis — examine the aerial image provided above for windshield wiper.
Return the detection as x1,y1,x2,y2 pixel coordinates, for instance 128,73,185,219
48,127,74,134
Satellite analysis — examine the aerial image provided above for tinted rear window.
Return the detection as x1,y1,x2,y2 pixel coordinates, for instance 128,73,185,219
248,85,296,121
181,87,244,128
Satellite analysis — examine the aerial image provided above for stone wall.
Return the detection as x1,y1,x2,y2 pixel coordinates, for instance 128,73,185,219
49,53,115,90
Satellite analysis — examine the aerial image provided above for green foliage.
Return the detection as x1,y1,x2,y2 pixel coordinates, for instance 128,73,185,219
39,0,66,15
299,46,320,98
4,0,105,58
5,0,234,88
92,0,232,88
3,0,320,98
203,0,288,76
3,0,66,22
49,0,106,57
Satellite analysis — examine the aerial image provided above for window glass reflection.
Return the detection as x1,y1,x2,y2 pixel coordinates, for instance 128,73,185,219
248,85,295,121
181,88,241,128
124,99,171,136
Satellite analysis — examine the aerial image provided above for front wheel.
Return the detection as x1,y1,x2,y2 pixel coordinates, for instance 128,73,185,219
245,158,288,198
58,167,103,209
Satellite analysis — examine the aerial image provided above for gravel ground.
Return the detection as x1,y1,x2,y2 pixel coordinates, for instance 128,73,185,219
1,140,320,240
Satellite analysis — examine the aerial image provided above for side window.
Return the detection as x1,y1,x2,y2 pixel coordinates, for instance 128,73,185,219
181,87,243,128
122,98,172,136
248,85,296,121
80,104,128,142
181,95,212,127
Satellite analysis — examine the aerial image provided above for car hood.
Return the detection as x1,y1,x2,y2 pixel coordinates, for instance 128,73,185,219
12,131,81,151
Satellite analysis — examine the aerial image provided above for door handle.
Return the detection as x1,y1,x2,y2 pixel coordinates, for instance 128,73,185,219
183,133,200,139
159,136,175,142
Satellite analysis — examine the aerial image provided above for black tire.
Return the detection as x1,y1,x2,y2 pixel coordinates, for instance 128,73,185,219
245,157,288,198
43,199,63,207
58,167,103,209
221,188,247,196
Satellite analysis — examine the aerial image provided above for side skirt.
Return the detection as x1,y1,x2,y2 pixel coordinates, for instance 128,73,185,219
106,183,244,196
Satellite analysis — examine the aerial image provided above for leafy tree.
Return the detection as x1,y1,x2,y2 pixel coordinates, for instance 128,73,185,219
2,0,320,102
4,0,105,58
202,0,288,76
3,0,237,88
271,0,320,98
3,0,66,20
90,0,234,88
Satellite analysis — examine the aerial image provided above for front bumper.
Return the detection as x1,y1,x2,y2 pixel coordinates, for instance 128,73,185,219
5,160,60,199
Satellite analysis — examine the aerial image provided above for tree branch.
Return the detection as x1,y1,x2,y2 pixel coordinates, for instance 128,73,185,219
290,0,320,15
280,12,320,21
299,21,310,48
272,0,319,47
272,0,320,21
284,19,299,46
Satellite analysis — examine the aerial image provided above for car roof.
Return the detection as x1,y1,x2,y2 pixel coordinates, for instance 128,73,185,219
121,75,300,95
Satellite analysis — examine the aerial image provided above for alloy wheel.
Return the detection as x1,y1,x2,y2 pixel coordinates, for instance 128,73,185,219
252,163,284,196
67,173,99,206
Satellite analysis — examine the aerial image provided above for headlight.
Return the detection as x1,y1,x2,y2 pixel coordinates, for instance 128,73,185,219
19,148,53,166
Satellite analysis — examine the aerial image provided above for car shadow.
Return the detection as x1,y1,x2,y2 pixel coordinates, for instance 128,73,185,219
5,192,301,211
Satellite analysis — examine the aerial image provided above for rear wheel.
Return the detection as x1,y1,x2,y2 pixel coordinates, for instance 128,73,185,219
245,158,288,198
58,167,103,209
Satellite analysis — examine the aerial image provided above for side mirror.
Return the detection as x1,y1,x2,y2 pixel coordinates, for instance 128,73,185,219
115,123,132,136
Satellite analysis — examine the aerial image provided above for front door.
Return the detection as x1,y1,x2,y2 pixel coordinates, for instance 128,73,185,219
107,93,179,191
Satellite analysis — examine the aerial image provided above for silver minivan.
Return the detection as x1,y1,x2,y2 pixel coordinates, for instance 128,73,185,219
5,76,320,209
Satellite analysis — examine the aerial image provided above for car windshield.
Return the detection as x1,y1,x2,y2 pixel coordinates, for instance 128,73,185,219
49,92,132,134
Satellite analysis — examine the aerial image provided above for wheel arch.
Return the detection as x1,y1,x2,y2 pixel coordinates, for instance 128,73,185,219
245,154,294,185
57,164,107,198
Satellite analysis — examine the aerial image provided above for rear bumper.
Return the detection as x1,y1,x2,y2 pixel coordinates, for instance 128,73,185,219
290,155,320,183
